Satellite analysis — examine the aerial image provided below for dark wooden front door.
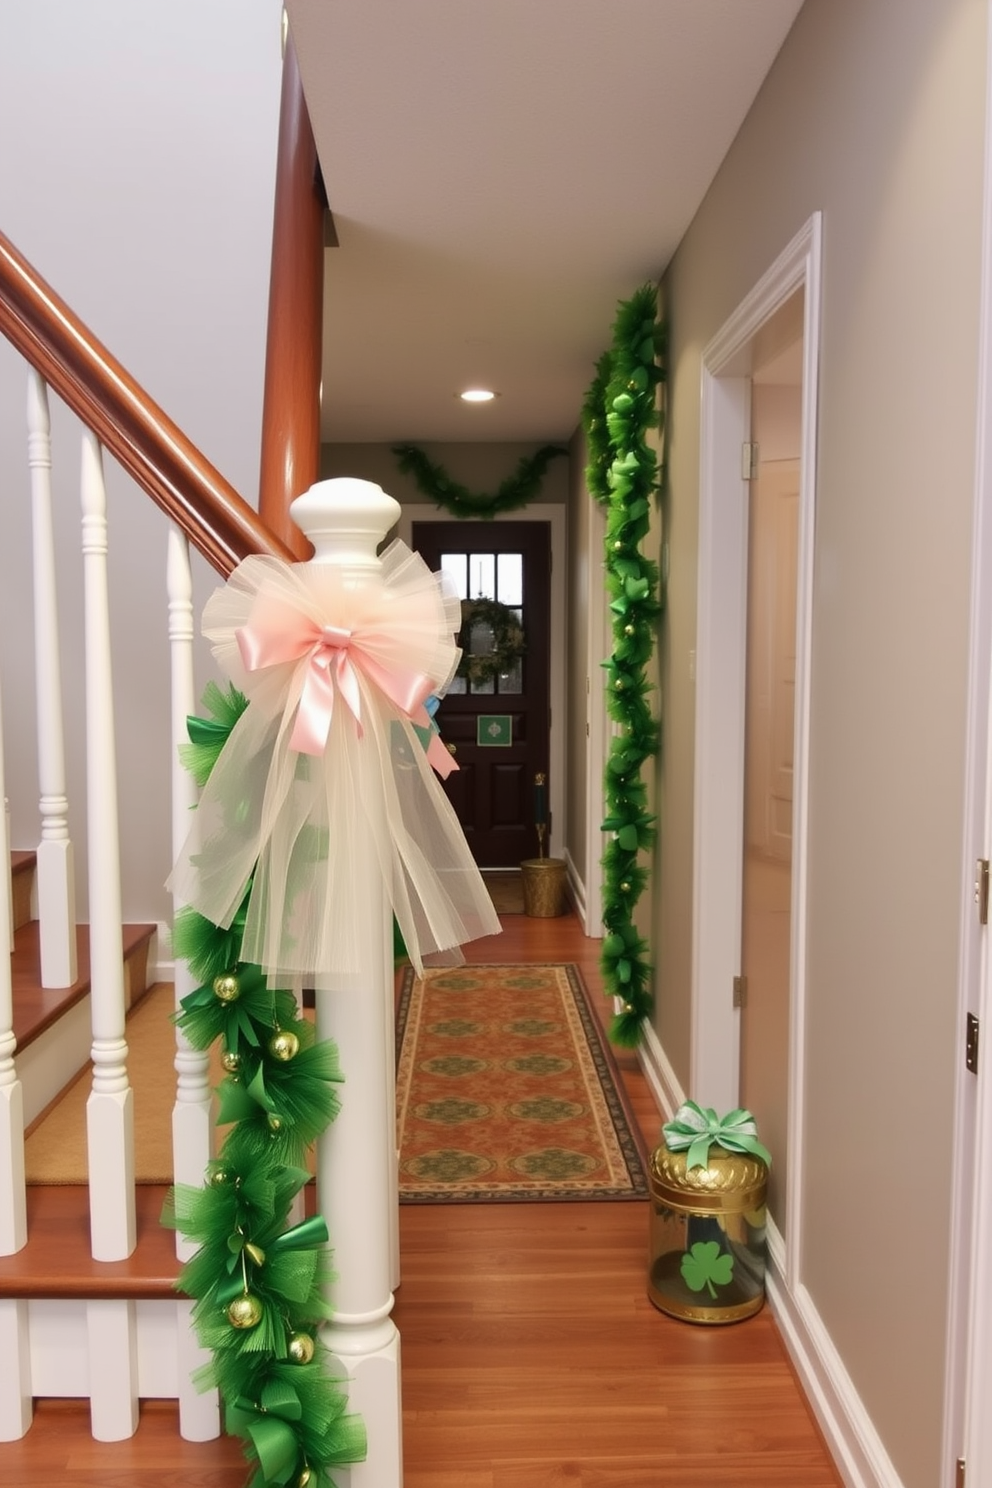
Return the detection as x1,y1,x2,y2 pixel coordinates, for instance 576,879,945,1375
412,520,551,868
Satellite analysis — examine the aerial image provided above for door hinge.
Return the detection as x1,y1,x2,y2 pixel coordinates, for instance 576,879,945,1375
741,441,759,480
733,975,748,1009
956,1457,966,1488
966,1014,980,1075
976,858,989,924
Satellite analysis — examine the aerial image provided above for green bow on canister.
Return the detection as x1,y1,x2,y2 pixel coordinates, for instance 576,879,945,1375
662,1101,772,1171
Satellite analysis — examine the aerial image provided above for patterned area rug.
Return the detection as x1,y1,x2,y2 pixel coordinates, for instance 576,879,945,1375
396,963,648,1202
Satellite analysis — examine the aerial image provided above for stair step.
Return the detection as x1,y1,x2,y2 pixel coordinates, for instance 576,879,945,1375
13,920,155,1051
0,1184,179,1298
10,848,35,933
1,1397,244,1474
14,919,156,1127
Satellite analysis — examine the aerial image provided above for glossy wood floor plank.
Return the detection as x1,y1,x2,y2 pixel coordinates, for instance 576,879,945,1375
2,907,841,1485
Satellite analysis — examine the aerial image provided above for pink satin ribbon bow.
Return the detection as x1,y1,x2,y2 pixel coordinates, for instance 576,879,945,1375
236,601,457,777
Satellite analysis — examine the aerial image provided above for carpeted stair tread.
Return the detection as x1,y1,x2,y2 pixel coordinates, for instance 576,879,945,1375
12,919,155,1049
25,982,181,1184
0,1183,180,1298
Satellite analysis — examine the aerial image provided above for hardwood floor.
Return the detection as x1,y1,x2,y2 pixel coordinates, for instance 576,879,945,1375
1,905,842,1486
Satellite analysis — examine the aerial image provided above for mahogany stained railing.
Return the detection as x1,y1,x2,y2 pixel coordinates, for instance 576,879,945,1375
0,228,294,577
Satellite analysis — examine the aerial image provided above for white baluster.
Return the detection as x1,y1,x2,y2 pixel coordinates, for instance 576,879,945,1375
27,371,77,988
295,478,403,1488
0,671,27,1256
167,526,220,1443
0,662,32,1442
80,431,135,1266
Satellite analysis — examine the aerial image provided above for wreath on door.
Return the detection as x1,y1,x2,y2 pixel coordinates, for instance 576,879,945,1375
456,597,526,686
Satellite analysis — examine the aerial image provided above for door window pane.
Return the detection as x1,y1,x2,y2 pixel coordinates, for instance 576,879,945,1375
469,553,496,599
497,553,523,606
439,553,467,599
497,658,523,694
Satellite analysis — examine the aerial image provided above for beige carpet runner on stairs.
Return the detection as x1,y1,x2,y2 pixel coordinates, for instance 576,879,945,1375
25,983,197,1185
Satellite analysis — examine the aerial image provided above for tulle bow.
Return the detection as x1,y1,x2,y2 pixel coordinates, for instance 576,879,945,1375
169,543,500,982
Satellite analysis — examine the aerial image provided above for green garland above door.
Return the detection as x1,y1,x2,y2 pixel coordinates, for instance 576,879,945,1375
392,443,566,518
581,284,666,1047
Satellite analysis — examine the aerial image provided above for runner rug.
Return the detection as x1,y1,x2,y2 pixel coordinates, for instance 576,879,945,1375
396,963,648,1203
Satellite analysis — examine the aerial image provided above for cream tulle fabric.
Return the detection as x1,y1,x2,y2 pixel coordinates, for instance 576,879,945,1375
169,543,500,982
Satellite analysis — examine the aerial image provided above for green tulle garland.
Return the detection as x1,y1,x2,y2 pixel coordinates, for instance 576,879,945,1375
392,442,566,518
163,683,366,1488
581,285,666,1046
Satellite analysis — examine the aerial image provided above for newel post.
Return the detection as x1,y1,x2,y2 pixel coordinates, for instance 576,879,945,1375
290,478,403,1488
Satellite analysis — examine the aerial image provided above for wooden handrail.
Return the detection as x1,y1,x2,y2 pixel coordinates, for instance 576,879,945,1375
0,229,296,576
258,27,323,560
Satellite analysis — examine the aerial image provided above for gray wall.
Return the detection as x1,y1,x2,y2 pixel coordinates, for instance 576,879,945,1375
657,1,985,1483
0,1,283,924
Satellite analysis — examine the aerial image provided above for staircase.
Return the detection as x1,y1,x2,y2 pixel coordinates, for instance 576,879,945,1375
11,850,155,1132
0,32,334,1458
0,228,292,1447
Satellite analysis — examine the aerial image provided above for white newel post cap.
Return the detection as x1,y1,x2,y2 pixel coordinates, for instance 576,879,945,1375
290,478,401,568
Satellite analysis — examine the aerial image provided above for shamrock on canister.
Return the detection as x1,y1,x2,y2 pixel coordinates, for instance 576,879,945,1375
648,1102,770,1325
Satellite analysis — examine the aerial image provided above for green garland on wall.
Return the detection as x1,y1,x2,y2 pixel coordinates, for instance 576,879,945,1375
392,442,566,518
581,285,665,1047
163,682,367,1488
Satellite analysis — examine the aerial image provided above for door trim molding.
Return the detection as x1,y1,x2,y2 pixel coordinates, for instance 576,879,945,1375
691,213,821,1289
955,7,992,1482
397,504,567,863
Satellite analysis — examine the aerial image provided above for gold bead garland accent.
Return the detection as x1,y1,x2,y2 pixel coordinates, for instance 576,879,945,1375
287,1332,316,1365
213,972,240,1003
268,1029,300,1062
227,1294,263,1330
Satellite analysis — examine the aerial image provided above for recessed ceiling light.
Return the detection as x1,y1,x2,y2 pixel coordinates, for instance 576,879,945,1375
458,388,499,403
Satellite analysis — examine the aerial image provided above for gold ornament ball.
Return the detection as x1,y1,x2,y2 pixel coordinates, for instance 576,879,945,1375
615,678,624,690
624,624,635,636
213,973,240,1003
227,1294,263,1330
620,881,631,893
268,1029,300,1063
613,540,623,551
209,1167,231,1188
288,1332,316,1365
267,1113,283,1133
220,1049,241,1073
297,1469,313,1488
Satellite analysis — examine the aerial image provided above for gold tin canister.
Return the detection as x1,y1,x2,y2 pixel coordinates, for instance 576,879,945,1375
519,857,568,917
648,1142,767,1324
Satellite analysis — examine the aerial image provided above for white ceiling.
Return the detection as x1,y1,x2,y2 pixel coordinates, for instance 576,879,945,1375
287,0,805,445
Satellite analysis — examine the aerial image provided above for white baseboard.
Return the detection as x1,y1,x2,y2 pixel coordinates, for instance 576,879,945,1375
636,1016,686,1124
562,848,587,927
765,1218,905,1488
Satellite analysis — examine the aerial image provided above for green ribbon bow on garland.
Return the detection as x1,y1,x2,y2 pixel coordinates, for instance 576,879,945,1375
663,1100,772,1171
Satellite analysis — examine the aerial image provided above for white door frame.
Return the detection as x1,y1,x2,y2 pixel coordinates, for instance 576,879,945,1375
690,213,821,1283
397,504,567,864
953,8,992,1482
